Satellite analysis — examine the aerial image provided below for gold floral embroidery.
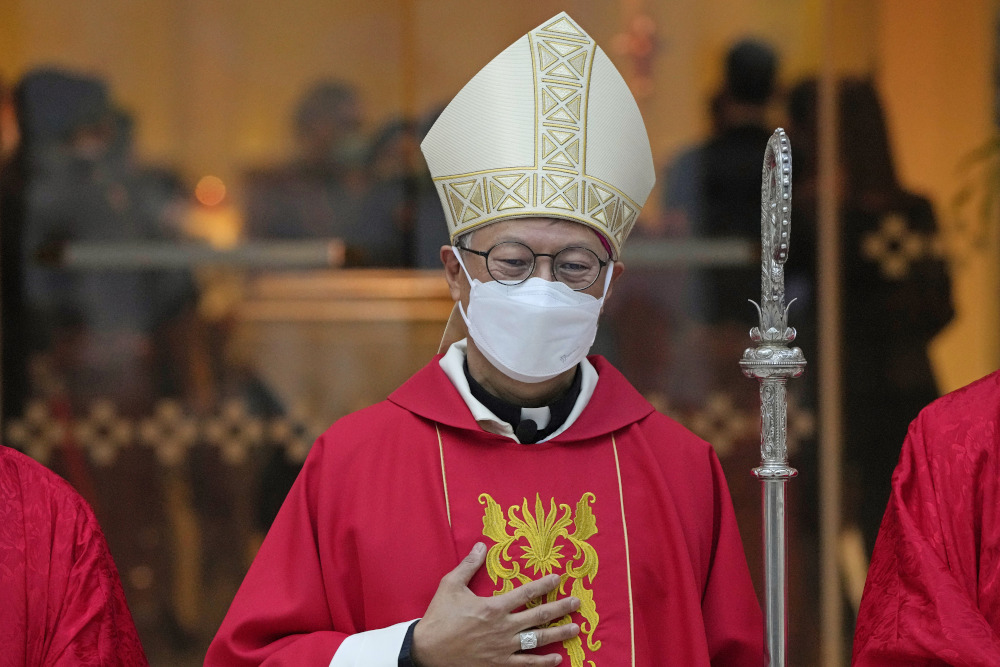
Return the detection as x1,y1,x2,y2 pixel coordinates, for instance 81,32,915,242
480,492,601,666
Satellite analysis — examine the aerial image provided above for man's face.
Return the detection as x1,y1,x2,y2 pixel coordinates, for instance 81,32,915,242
441,217,624,306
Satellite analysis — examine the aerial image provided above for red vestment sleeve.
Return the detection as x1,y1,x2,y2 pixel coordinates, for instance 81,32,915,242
852,392,1000,666
205,442,350,666
42,494,149,667
0,446,147,667
702,451,767,666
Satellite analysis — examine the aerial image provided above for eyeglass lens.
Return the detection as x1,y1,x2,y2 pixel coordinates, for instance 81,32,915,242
486,241,602,289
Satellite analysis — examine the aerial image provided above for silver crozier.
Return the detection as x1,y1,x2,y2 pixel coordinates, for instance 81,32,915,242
740,128,806,667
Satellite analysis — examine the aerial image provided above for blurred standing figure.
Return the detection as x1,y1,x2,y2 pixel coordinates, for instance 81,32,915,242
663,38,778,331
14,68,193,417
361,117,419,266
606,39,780,412
7,68,199,658
360,115,447,267
244,81,378,264
787,78,954,556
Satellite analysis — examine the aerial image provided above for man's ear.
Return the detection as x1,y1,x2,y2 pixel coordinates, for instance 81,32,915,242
441,245,463,302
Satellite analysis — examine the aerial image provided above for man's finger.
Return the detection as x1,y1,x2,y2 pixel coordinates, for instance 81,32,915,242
512,623,580,652
510,595,580,630
442,542,486,588
506,652,564,666
499,573,562,611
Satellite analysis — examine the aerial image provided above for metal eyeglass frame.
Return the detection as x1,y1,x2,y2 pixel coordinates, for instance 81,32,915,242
457,241,610,291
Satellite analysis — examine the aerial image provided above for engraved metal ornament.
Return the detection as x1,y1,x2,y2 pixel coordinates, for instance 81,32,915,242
741,128,807,667
741,128,807,468
750,129,795,343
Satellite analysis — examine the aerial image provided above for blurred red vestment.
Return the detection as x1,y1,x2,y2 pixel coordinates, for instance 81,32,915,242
207,355,764,666
0,445,148,667
853,370,1000,666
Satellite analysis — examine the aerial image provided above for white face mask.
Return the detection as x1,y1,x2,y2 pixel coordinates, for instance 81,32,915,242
453,246,613,383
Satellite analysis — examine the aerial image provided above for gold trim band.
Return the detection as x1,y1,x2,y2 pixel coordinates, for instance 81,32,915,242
436,424,452,527
612,433,636,666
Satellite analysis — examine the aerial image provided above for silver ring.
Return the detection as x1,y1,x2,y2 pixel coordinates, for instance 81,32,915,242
519,630,538,651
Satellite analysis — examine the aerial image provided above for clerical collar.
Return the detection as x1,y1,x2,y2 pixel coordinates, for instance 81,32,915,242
462,361,583,444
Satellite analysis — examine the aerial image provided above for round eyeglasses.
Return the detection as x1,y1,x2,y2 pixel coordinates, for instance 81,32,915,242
458,241,610,291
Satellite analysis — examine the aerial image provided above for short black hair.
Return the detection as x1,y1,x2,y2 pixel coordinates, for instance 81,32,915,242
725,39,778,105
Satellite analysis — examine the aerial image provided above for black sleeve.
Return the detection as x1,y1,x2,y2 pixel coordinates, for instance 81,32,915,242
398,620,420,667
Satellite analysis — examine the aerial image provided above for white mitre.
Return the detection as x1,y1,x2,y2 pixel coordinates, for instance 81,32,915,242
420,12,655,258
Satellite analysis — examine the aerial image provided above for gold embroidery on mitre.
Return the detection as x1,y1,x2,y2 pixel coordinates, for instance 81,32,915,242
480,492,601,666
532,21,590,177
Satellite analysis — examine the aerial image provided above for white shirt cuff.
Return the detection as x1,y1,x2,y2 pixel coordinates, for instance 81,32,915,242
329,619,418,667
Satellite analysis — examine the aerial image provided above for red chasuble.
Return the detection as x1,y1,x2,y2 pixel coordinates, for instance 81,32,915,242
0,446,148,667
207,356,764,666
853,370,1000,666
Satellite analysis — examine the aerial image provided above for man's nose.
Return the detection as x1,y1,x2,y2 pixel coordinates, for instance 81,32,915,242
530,255,557,281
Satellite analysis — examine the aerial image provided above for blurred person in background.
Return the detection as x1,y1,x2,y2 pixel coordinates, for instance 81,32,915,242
608,38,781,414
360,112,448,268
410,105,451,269
6,66,205,659
243,81,379,264
15,68,196,417
662,38,778,336
358,116,422,266
787,77,954,558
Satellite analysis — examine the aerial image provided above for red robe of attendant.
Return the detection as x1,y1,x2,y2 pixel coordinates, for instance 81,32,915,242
207,355,764,666
0,445,148,667
853,369,1000,666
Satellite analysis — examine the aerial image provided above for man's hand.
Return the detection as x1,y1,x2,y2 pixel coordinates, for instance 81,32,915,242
411,542,581,666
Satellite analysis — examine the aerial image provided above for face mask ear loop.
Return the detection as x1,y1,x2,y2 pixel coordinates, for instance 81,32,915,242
451,246,474,325
598,260,615,299
451,245,473,281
